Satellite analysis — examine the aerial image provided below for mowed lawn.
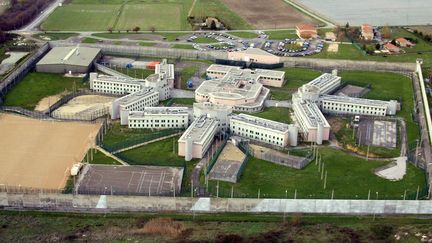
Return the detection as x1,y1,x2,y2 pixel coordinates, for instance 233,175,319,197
270,67,322,100
116,3,183,31
3,72,87,110
253,107,292,124
41,4,120,31
206,148,426,199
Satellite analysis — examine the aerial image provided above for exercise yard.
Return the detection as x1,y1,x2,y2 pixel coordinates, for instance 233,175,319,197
204,148,426,200
76,164,184,196
0,113,101,190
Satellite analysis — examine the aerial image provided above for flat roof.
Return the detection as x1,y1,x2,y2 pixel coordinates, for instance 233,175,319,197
95,75,145,85
37,46,100,67
117,88,157,106
294,100,330,128
230,113,290,132
178,116,218,144
155,59,175,80
193,102,232,112
307,73,341,91
208,64,284,79
321,95,394,107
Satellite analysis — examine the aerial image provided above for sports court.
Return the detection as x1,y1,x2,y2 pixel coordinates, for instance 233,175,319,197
357,119,397,148
0,113,100,189
76,165,184,196
334,84,369,98
208,142,247,183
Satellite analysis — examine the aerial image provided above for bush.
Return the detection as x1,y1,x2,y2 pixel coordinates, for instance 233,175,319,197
138,218,185,236
370,224,394,240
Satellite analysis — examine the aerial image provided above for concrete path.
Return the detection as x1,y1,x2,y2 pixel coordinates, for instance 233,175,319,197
95,146,129,166
375,157,407,181
111,132,183,154
171,89,195,98
264,100,292,108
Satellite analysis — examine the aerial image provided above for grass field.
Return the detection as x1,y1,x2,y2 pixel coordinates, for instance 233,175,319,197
42,0,193,31
91,149,122,165
117,137,197,196
193,37,218,43
180,66,199,89
192,0,252,30
2,211,432,242
205,147,426,199
172,44,195,49
81,37,100,44
114,68,154,79
266,30,298,40
229,31,258,39
3,72,87,110
102,122,154,148
253,107,292,124
162,98,195,106
270,67,322,100
339,71,419,144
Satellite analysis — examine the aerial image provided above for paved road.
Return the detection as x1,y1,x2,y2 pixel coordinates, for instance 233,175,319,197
19,0,64,32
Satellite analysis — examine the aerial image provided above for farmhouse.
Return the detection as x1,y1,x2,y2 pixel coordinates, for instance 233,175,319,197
384,43,401,53
396,37,415,47
361,24,374,41
296,24,318,39
36,46,101,74
227,48,281,65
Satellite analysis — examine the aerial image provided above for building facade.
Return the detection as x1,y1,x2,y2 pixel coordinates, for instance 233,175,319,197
227,48,281,65
90,73,144,95
178,116,219,161
193,102,232,132
111,88,159,125
229,113,298,147
128,107,190,129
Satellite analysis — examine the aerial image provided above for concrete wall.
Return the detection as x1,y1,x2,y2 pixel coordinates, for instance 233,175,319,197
1,192,432,214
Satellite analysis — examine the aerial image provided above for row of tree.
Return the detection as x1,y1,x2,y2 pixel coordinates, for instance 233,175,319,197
0,0,52,31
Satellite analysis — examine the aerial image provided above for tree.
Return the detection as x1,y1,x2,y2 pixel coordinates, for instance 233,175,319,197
133,26,140,33
382,24,391,39
375,43,381,50
107,27,113,33
210,20,217,30
345,22,350,29
149,26,156,33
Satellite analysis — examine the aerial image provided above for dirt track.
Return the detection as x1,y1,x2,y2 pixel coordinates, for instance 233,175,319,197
0,114,101,189
221,0,319,29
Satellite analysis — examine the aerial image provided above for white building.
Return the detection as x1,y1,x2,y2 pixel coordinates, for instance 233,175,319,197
111,88,159,125
206,64,285,87
229,113,298,147
320,95,399,116
178,115,219,161
193,102,232,132
145,74,170,101
89,73,144,95
155,59,175,89
128,107,190,129
307,71,341,95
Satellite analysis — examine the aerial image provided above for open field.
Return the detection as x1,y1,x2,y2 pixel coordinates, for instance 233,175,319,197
2,72,87,110
91,149,122,165
76,165,183,196
221,0,318,29
0,114,100,189
298,0,432,26
42,0,193,31
205,147,426,199
3,211,432,242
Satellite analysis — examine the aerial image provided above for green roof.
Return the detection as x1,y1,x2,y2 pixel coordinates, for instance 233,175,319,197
37,46,101,67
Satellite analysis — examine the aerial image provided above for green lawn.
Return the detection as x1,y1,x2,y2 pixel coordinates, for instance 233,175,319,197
172,44,195,49
114,68,154,79
339,71,420,144
193,37,218,43
229,31,258,39
33,32,78,41
191,0,252,30
41,4,120,31
162,98,195,106
117,137,198,196
81,37,100,44
3,72,87,110
139,42,156,47
180,66,199,89
253,107,292,124
42,0,194,31
206,148,426,199
102,122,154,148
270,67,322,100
91,149,122,165
266,30,298,40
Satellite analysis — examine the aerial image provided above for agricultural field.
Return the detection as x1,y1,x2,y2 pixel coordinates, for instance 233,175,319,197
2,72,87,110
205,147,426,199
220,0,319,29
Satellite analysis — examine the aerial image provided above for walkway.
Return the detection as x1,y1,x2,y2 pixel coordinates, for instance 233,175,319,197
95,146,129,166
111,132,183,154
264,100,291,108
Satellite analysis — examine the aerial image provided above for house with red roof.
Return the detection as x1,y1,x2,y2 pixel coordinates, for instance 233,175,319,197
384,43,400,53
396,37,415,47
361,24,374,41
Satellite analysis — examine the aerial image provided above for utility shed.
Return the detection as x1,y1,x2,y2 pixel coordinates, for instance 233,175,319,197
36,46,101,74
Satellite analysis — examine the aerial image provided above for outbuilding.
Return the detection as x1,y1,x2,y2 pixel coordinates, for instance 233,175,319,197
36,46,101,74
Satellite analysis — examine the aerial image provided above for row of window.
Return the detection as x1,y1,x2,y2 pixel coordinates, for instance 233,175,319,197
232,130,284,146
129,123,186,128
129,119,187,123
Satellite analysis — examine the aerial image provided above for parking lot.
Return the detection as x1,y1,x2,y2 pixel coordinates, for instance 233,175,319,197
263,38,324,57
